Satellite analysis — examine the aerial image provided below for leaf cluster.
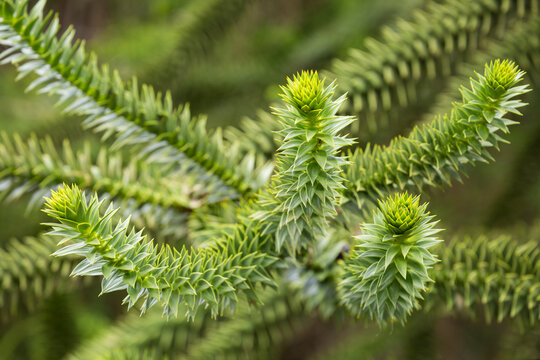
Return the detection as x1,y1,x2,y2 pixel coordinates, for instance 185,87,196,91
339,193,442,325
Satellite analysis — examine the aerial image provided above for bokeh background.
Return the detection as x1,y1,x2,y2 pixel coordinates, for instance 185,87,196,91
1,0,539,359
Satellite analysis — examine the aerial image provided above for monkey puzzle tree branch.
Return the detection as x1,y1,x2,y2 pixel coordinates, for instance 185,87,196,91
254,71,354,256
345,60,530,213
329,0,539,135
0,0,271,197
43,185,278,319
431,234,540,327
338,193,442,326
0,132,202,211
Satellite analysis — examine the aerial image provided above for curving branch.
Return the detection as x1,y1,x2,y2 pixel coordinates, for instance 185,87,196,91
432,234,540,327
66,308,208,360
0,0,272,197
344,60,530,215
0,132,206,211
328,0,540,135
0,235,80,318
43,184,278,319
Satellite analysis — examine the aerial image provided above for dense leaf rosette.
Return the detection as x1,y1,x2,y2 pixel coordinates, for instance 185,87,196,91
339,192,443,326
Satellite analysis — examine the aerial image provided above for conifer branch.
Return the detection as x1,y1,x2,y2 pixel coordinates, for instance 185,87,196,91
0,132,205,211
345,60,530,212
69,289,304,360
2,0,540,356
255,71,354,256
43,184,278,319
432,234,540,327
0,235,80,318
67,309,208,360
329,0,539,134
423,15,540,122
0,0,271,197
183,290,305,360
219,13,540,160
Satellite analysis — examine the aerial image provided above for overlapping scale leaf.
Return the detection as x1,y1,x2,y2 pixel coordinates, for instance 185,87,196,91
43,184,278,319
338,192,443,326
280,70,331,114
254,71,354,256
379,193,424,234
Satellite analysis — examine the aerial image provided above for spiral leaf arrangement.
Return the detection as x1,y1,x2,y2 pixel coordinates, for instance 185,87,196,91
40,60,533,327
43,184,277,319
1,0,540,357
345,59,529,212
255,71,354,256
339,192,442,326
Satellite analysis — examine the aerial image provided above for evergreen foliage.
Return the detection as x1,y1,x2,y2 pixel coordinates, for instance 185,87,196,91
255,71,354,256
432,234,540,327
339,193,442,325
41,59,533,328
67,309,208,360
44,185,277,319
345,60,529,213
329,0,540,134
0,235,79,317
0,0,272,197
1,0,540,358
0,132,202,210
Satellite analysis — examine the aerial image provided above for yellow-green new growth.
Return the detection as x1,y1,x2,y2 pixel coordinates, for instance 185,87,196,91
280,71,331,115
483,59,522,92
379,193,424,235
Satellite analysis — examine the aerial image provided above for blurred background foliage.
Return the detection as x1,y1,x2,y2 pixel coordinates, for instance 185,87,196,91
1,0,539,359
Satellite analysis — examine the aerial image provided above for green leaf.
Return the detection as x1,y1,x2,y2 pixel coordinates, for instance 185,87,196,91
307,162,320,183
142,276,158,289
384,245,400,269
314,150,327,169
123,272,137,288
394,257,407,279
306,128,318,141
